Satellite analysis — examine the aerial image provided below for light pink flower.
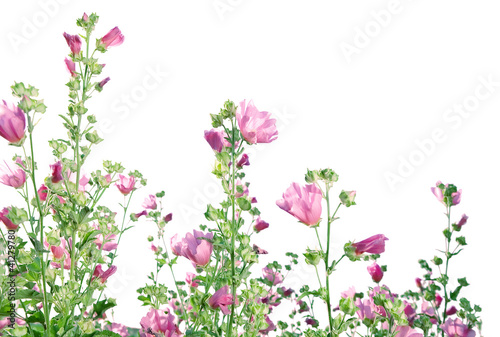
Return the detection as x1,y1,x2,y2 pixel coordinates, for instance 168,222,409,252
94,233,118,251
276,182,322,226
0,157,26,188
151,243,158,253
367,262,384,283
355,298,376,321
394,325,424,337
233,179,248,198
63,32,82,55
91,264,117,283
0,100,26,145
139,308,181,337
105,323,129,337
170,230,213,267
209,285,235,315
142,194,157,210
262,266,283,285
431,181,462,206
186,272,199,287
116,174,136,195
254,217,269,232
204,128,231,152
48,238,71,270
352,234,389,255
64,58,77,77
236,100,278,144
1,207,18,230
441,318,476,337
341,286,356,299
100,27,125,49
421,301,438,324
82,12,89,21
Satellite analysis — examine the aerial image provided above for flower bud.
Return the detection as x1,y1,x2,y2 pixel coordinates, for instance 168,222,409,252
339,190,356,207
367,262,384,283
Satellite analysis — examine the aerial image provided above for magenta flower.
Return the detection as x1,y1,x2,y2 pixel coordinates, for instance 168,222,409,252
254,217,269,232
231,179,248,198
435,293,443,308
63,32,82,55
50,161,63,183
236,153,250,168
116,174,136,195
276,182,322,226
64,58,77,77
352,234,389,255
164,213,173,222
455,214,468,229
367,262,384,283
100,27,125,49
441,318,476,337
139,308,181,337
394,326,424,337
151,243,158,253
209,285,235,315
0,100,26,145
259,315,276,334
1,207,18,230
446,306,458,316
236,100,278,144
204,128,231,152
38,184,48,201
104,323,129,337
135,210,148,219
142,194,157,210
431,181,462,206
82,12,89,22
98,77,110,89
47,238,71,270
262,266,283,285
0,158,26,188
94,233,118,251
170,230,213,266
91,264,117,283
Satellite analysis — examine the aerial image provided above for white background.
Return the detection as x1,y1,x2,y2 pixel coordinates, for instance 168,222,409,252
0,1,498,335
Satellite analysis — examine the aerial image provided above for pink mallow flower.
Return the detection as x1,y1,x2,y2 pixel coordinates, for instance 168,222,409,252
0,157,26,188
50,161,63,183
48,238,71,270
142,194,157,210
0,100,26,145
431,181,462,206
259,315,276,334
441,318,476,337
236,153,250,168
352,234,389,255
254,217,269,232
140,308,181,337
116,174,136,195
204,128,231,152
455,214,468,229
105,323,129,337
94,232,118,251
186,272,199,287
367,262,384,283
276,182,322,226
394,326,424,337
91,264,117,284
209,285,235,315
170,230,213,267
100,27,125,49
63,32,82,55
64,58,77,77
355,298,376,321
262,266,283,286
236,99,278,144
1,207,18,230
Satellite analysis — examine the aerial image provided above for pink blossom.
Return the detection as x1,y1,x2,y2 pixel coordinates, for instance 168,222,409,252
263,266,283,285
142,194,157,210
91,264,117,283
135,210,148,219
50,161,63,183
421,301,438,324
355,298,376,321
170,230,213,267
237,99,278,144
0,100,26,145
98,77,110,89
63,32,82,55
236,153,250,168
341,286,356,299
352,234,389,255
435,293,443,308
259,315,276,334
455,214,468,229
232,179,248,198
100,27,125,49
204,128,231,152
254,217,269,232
151,243,158,253
164,213,173,222
186,272,199,287
105,323,129,337
394,325,424,337
82,12,89,21
94,233,118,251
1,207,18,230
0,158,26,188
253,244,268,254
441,318,476,337
431,181,444,203
276,182,322,226
116,174,136,195
48,238,71,270
367,262,384,283
209,285,235,315
431,181,462,206
38,184,48,201
415,278,423,289
139,308,181,337
64,58,77,77
280,287,294,297
404,301,417,325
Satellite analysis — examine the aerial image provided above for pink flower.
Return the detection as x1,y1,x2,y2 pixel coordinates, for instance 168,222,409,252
164,213,173,222
38,184,48,201
139,308,181,337
186,272,199,287
151,244,158,253
105,323,129,337
82,13,89,22
435,293,443,308
236,153,250,168
446,306,458,316
100,27,125,49
254,217,269,232
91,264,117,283
415,278,423,289
0,158,26,188
352,234,389,255
64,58,77,77
135,210,148,219
209,285,235,315
94,233,118,251
259,315,276,334
63,32,82,55
394,326,424,337
421,301,438,324
355,298,376,321
204,128,231,152
367,262,384,283
98,77,110,89
404,301,417,325
233,179,248,198
50,161,63,183
441,318,476,337
48,238,71,270
341,286,356,299
170,230,213,266
142,195,157,210
237,100,278,144
276,182,322,226
262,266,283,285
0,100,26,145
1,207,18,230
431,181,462,206
116,174,136,195
455,214,468,229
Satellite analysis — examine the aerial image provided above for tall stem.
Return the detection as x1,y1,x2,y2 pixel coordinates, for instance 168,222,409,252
227,117,237,337
442,205,452,336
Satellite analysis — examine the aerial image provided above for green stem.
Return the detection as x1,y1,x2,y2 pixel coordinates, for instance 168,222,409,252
442,205,452,335
227,117,237,337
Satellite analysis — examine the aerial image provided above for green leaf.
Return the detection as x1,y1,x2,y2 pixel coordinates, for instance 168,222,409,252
456,236,467,246
458,277,469,287
92,298,117,318
236,197,251,211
